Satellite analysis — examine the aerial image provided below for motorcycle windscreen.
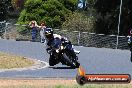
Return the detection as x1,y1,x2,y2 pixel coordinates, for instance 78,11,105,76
51,38,62,49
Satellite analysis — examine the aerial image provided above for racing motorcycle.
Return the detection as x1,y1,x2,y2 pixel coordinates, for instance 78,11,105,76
48,37,80,68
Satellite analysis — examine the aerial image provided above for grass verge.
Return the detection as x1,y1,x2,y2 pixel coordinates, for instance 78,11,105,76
0,52,34,69
0,79,131,88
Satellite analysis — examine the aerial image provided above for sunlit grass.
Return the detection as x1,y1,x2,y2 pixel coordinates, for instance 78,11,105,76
0,79,131,88
0,52,34,69
55,84,132,88
0,84,132,88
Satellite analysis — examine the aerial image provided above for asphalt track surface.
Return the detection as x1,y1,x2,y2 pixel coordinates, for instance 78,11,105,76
0,39,132,78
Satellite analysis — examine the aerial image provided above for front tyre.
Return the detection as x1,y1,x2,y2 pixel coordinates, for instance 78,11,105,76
49,55,58,66
49,57,56,66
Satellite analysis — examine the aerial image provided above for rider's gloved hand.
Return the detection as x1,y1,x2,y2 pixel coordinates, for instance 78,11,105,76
46,48,52,54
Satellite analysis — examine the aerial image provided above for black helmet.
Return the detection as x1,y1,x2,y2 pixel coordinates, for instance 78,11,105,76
45,28,53,39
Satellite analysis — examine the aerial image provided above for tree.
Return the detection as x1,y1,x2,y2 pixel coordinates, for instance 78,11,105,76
0,0,13,21
58,0,78,11
11,0,25,11
92,0,132,35
17,0,78,28
0,2,6,21
62,12,95,32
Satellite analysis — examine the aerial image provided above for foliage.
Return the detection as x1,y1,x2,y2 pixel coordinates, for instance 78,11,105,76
58,0,78,11
0,0,13,21
62,12,95,32
92,0,132,35
17,0,78,29
0,3,6,21
11,0,25,10
93,0,120,35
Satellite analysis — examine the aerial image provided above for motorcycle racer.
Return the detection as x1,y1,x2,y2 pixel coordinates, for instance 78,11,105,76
44,28,80,66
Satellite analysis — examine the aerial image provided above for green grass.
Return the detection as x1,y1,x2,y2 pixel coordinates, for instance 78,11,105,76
0,52,34,69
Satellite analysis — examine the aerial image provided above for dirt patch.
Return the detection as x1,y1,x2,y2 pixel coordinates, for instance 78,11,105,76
0,79,76,86
0,52,35,69
0,79,132,88
0,52,49,72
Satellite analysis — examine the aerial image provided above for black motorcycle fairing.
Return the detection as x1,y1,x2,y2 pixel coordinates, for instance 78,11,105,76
58,49,79,67
51,38,62,49
47,37,80,67
49,50,60,66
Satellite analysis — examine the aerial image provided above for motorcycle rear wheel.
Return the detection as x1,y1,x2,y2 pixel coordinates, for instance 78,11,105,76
62,50,80,68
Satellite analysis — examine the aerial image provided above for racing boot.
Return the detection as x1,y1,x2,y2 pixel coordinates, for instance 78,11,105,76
72,45,80,54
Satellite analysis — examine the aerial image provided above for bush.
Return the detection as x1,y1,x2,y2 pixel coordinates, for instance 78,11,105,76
62,12,96,32
17,0,76,30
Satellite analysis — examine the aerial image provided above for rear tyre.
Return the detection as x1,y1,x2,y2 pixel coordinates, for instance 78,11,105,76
62,51,80,68
49,58,55,66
